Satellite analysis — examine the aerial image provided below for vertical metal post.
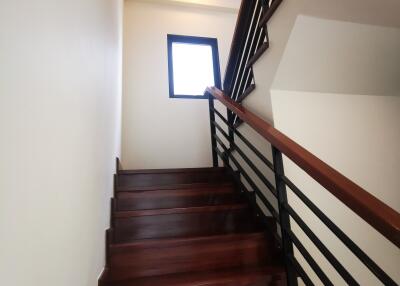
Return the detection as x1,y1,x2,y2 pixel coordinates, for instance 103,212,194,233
208,92,218,167
227,110,235,150
272,146,298,286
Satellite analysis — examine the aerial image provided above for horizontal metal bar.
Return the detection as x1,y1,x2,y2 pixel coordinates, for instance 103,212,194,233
287,254,314,286
212,120,276,197
214,145,282,245
211,107,274,171
283,227,333,285
283,177,397,286
213,134,280,222
283,203,358,285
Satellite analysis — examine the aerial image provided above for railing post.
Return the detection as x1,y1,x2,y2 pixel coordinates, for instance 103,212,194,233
208,92,218,167
272,146,298,286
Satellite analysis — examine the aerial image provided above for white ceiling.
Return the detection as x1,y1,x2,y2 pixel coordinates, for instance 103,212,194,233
132,0,241,12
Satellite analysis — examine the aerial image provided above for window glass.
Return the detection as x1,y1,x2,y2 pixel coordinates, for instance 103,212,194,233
172,43,215,96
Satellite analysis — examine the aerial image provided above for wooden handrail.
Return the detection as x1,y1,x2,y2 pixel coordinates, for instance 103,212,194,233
206,86,400,248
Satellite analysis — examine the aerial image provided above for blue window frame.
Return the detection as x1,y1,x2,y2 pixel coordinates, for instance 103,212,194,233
167,34,222,99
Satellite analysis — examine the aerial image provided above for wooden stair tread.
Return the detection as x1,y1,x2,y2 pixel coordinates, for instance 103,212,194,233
114,203,248,217
110,232,269,250
116,181,233,192
112,206,262,242
115,185,239,211
116,183,234,198
100,166,286,286
102,266,286,286
106,232,281,281
118,167,226,175
117,168,230,189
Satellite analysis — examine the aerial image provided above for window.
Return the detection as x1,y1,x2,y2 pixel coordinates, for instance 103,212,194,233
167,34,221,99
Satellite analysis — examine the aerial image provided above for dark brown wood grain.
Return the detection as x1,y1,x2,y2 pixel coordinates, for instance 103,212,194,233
100,167,285,285
116,192,241,211
117,169,230,189
206,86,400,248
106,266,286,286
112,206,260,243
107,233,274,280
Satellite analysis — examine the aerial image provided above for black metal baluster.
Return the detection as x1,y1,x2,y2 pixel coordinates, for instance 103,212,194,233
208,93,218,167
272,146,298,286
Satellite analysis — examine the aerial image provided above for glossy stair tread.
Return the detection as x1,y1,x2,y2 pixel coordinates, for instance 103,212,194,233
116,183,235,198
118,167,226,175
116,181,234,192
115,192,243,211
112,204,263,242
117,168,230,189
106,233,281,281
102,266,287,286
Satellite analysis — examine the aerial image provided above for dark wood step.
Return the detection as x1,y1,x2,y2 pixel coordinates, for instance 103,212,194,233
106,233,280,281
112,204,261,242
117,167,230,189
116,181,233,192
116,183,234,199
119,167,226,175
116,192,241,211
101,266,286,286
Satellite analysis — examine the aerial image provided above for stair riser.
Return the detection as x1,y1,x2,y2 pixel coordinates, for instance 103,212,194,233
117,172,229,189
108,236,269,280
113,209,257,242
116,185,234,199
116,193,240,211
102,268,286,286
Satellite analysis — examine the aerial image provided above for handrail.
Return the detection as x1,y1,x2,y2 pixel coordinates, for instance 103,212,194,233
206,86,400,248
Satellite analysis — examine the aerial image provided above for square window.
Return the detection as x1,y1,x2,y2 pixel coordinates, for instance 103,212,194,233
167,35,221,99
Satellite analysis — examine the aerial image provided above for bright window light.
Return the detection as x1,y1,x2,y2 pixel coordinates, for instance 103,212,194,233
172,43,215,96
167,35,221,99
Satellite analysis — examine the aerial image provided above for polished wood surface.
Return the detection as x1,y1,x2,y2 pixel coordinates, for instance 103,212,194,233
206,86,400,247
104,267,286,286
117,168,229,189
108,233,274,280
112,205,260,242
116,192,240,211
100,167,285,285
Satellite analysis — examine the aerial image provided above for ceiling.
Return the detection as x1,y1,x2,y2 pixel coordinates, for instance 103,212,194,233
132,0,241,12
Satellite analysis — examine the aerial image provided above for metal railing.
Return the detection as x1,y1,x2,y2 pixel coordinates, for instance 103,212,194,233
206,86,400,286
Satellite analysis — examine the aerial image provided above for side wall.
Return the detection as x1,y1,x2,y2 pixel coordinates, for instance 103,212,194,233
122,0,236,169
0,0,123,285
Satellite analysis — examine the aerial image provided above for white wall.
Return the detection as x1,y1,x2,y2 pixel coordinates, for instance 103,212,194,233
0,0,123,285
271,16,400,285
122,0,236,169
246,0,400,124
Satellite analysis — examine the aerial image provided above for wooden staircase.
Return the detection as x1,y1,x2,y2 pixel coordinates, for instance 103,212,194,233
99,167,287,286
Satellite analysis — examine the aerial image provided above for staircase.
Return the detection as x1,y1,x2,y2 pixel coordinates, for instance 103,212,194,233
99,167,287,286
